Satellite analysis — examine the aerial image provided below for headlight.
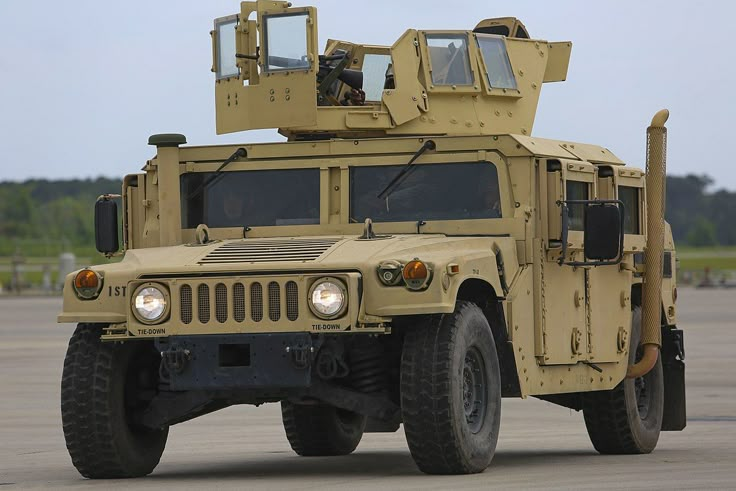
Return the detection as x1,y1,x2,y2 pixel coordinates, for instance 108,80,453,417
73,268,103,299
308,278,347,319
132,284,169,324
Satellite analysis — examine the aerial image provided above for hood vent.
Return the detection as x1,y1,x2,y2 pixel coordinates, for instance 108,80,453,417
199,238,341,264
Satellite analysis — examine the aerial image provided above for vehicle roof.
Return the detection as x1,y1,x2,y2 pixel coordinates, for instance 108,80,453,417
176,134,625,166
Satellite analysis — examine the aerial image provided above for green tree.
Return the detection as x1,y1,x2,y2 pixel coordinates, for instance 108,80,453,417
686,217,717,247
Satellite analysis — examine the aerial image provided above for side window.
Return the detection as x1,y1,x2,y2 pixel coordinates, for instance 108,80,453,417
426,34,474,86
361,54,392,101
566,181,588,231
476,35,517,89
619,186,640,235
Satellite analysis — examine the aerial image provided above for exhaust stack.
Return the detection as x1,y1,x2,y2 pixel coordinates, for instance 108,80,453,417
627,109,669,379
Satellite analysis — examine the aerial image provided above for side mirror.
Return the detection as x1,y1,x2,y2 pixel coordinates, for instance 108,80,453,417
558,199,624,266
584,203,623,261
95,197,119,255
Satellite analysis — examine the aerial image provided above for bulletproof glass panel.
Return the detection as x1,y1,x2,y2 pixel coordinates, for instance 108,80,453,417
476,35,517,89
351,162,500,223
215,16,239,80
181,169,320,228
426,34,474,86
619,186,640,234
263,13,310,72
362,54,392,101
566,181,589,231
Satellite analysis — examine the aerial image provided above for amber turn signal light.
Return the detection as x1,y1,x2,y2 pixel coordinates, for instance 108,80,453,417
402,259,431,290
73,269,103,299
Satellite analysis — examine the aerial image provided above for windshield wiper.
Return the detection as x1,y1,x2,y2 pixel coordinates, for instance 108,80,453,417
376,140,436,200
185,147,247,200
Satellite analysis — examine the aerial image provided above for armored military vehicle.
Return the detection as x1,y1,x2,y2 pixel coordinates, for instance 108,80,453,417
59,0,686,478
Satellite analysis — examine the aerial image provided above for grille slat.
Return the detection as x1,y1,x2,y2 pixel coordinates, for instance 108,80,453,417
233,283,246,322
268,282,281,321
181,285,192,324
215,283,228,323
286,281,299,321
198,284,210,323
199,238,340,264
251,283,264,322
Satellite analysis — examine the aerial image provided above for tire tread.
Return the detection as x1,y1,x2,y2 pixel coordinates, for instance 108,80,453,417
61,324,166,478
401,301,499,474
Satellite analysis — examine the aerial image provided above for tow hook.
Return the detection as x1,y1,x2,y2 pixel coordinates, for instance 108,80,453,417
161,348,192,375
285,344,314,370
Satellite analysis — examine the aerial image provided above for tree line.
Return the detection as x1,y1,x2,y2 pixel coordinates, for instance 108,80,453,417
0,177,120,256
0,174,733,255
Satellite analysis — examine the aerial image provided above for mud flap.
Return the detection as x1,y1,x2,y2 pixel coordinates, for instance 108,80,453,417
661,328,686,431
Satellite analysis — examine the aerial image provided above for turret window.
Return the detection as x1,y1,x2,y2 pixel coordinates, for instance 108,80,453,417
426,34,474,86
476,35,517,90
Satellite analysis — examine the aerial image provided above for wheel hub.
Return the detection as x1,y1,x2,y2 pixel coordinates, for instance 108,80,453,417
462,347,487,434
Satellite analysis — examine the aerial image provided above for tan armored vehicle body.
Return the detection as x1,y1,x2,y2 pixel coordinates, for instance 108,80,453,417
59,0,685,478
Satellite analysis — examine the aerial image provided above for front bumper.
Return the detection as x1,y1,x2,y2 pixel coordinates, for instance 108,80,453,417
156,333,314,391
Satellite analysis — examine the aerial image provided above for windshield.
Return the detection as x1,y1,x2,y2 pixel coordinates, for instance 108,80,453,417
180,169,320,229
350,162,501,223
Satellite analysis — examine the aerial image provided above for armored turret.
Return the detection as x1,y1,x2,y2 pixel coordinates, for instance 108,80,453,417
212,0,571,139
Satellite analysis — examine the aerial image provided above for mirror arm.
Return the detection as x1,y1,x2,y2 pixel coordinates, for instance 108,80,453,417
97,193,122,201
557,200,569,265
616,202,625,264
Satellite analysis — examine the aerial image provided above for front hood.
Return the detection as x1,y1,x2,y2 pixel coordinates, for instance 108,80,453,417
115,234,506,276
63,234,518,325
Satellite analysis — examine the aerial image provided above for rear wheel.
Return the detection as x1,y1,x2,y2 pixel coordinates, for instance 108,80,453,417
583,307,664,454
61,324,168,478
400,301,501,474
281,402,366,456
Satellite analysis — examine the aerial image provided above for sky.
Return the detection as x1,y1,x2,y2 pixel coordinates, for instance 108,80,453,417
1,1,734,189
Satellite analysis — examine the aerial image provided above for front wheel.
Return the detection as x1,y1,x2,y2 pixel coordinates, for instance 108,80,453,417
61,324,168,478
281,402,366,456
583,307,664,454
400,301,502,474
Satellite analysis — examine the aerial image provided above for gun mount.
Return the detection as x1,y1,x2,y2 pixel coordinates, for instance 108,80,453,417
213,1,571,139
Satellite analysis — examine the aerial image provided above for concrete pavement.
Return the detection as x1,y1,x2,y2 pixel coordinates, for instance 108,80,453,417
0,288,734,489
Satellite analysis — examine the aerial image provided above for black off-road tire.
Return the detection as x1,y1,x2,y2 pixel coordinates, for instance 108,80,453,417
281,402,366,456
400,301,502,474
583,307,664,454
61,324,168,478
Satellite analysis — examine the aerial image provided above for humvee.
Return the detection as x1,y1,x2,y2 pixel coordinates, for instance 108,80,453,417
58,0,686,478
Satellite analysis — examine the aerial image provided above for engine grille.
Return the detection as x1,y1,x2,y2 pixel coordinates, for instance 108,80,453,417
198,238,341,264
179,280,298,325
